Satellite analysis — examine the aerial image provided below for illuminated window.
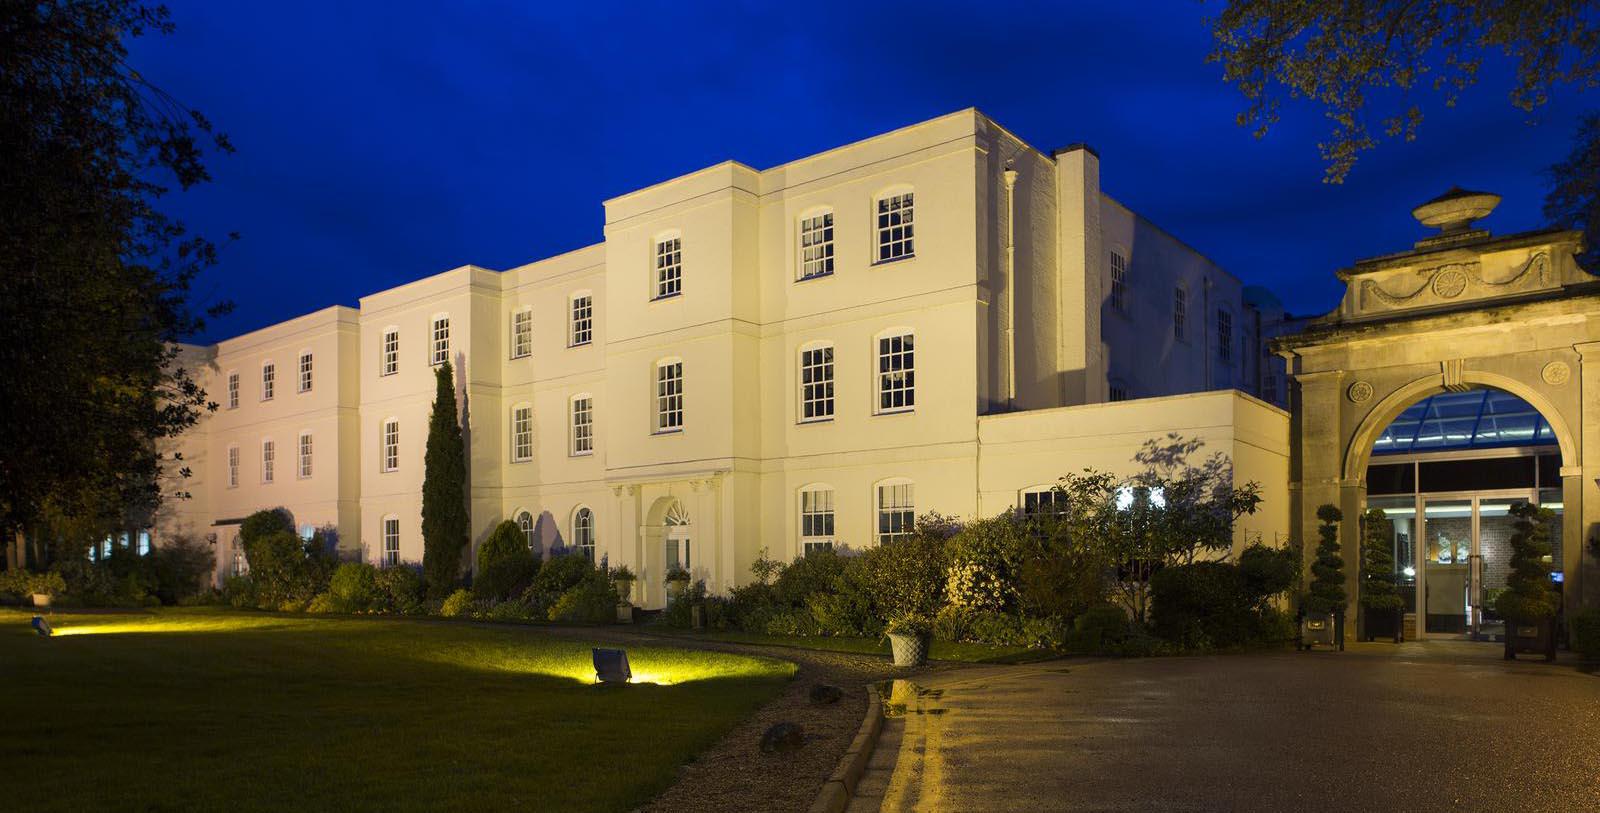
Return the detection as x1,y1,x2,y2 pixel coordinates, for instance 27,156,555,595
573,507,595,561
877,480,914,544
654,235,682,299
137,530,151,556
511,404,533,463
382,419,399,472
875,192,914,262
571,395,594,455
1173,287,1186,339
298,432,313,479
1110,251,1128,313
227,446,239,488
1217,310,1234,362
431,316,450,366
570,294,593,346
511,308,532,359
799,211,834,280
298,352,313,393
516,511,535,549
876,331,914,413
800,344,834,422
261,439,275,484
382,517,400,566
655,360,683,433
381,328,399,376
800,486,835,553
261,362,275,401
227,372,239,409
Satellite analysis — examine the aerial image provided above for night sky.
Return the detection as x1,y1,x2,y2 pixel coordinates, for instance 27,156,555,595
127,1,1596,343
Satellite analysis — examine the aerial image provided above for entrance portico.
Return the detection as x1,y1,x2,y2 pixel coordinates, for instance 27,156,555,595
1277,189,1600,637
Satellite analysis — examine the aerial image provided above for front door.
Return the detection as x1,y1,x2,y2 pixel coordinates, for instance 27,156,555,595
1416,493,1540,640
665,526,691,575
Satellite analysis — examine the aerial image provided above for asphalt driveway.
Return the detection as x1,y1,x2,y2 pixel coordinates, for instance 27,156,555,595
875,643,1599,812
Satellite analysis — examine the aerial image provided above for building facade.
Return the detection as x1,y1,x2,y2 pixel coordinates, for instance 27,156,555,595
159,109,1289,606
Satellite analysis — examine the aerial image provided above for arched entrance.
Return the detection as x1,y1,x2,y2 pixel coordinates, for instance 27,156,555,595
1275,188,1598,639
663,500,692,577
1356,386,1568,640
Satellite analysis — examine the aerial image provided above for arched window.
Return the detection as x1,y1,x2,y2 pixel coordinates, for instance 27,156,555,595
875,478,914,544
572,507,595,561
799,485,835,553
515,510,535,550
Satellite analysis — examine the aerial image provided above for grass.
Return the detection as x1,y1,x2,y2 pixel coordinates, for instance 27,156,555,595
0,607,793,812
646,627,1060,665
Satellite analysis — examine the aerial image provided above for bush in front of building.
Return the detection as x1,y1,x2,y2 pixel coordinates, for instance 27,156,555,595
439,588,477,618
474,520,538,603
148,534,216,605
323,562,379,613
524,550,600,616
1570,607,1600,661
373,563,425,614
547,572,618,624
943,515,1027,613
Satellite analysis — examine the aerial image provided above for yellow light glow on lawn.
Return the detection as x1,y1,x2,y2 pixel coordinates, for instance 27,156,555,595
45,616,286,637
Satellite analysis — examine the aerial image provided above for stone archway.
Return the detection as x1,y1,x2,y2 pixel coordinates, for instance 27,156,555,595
1276,189,1600,630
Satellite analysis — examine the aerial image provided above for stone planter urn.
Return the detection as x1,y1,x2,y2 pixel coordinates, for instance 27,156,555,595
613,578,635,602
1298,612,1336,650
1504,617,1557,662
887,632,930,667
665,578,689,601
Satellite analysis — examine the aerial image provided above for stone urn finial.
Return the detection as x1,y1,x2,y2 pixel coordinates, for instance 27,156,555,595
1412,187,1500,234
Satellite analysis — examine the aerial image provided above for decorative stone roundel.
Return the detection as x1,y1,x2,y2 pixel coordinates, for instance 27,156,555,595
1431,269,1469,299
1542,361,1571,386
1347,380,1374,403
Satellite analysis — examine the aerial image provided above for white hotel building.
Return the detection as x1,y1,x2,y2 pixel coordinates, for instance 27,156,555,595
159,110,1291,608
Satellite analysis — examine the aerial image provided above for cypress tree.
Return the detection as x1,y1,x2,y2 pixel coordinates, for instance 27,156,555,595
422,360,469,599
1305,504,1346,615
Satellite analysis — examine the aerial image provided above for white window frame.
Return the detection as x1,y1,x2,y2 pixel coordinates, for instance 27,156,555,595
653,232,682,300
227,445,240,489
510,403,533,463
798,209,835,280
875,479,915,545
381,327,399,376
569,292,593,347
381,418,399,473
382,516,400,566
261,361,275,401
430,314,450,367
570,393,594,456
799,342,834,423
654,358,684,434
510,307,532,360
1173,287,1187,340
1020,486,1067,522
297,431,313,479
297,350,313,393
799,485,835,554
572,506,596,562
1109,250,1128,313
226,371,239,409
874,330,915,414
515,510,535,550
261,438,275,484
873,189,914,263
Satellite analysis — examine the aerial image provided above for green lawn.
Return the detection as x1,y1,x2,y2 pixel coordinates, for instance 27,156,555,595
0,607,793,812
647,628,1058,665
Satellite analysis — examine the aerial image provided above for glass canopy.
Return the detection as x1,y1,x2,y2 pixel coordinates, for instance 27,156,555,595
1372,388,1557,455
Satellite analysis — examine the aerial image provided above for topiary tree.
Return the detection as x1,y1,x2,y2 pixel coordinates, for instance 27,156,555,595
1305,504,1346,616
474,520,537,602
1494,502,1559,624
1359,508,1404,640
422,360,469,599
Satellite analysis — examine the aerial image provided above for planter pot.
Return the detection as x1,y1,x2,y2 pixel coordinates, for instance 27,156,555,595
1504,617,1557,662
690,604,705,630
614,580,634,601
1363,606,1404,643
1299,612,1336,650
665,580,689,601
615,604,634,624
30,594,51,609
887,632,930,667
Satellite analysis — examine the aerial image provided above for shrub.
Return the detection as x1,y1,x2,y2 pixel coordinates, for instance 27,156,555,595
1570,607,1600,661
1017,616,1069,650
474,520,538,602
439,588,476,618
765,608,820,637
373,564,425,614
306,592,337,614
944,515,1027,612
149,534,216,605
488,598,536,623
1150,561,1254,649
773,547,849,608
858,532,946,621
726,582,779,633
222,575,256,609
547,577,616,624
525,551,601,614
422,360,470,599
240,508,295,547
1305,504,1347,616
883,614,933,638
933,605,1025,645
0,569,66,599
1067,604,1130,653
1494,503,1560,623
660,580,708,628
327,562,379,613
806,586,875,637
1237,543,1297,608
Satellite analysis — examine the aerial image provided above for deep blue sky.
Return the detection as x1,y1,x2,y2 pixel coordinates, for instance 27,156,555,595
128,1,1595,342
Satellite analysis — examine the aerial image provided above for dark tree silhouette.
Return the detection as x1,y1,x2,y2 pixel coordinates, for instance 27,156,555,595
422,360,468,598
1544,111,1600,269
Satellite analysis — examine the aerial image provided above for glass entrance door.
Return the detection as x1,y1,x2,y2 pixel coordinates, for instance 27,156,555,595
1421,499,1473,636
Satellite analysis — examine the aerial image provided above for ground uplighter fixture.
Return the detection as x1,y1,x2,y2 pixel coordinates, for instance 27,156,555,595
592,647,631,684
31,615,52,637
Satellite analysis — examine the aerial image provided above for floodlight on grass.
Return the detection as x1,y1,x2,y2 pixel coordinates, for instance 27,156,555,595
32,615,52,637
592,647,631,684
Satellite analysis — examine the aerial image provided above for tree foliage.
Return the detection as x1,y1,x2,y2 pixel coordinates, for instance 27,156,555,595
1,1,233,568
1544,110,1600,269
1359,508,1404,611
421,360,468,599
1305,504,1347,614
474,519,536,602
1493,501,1560,622
1208,1,1600,181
